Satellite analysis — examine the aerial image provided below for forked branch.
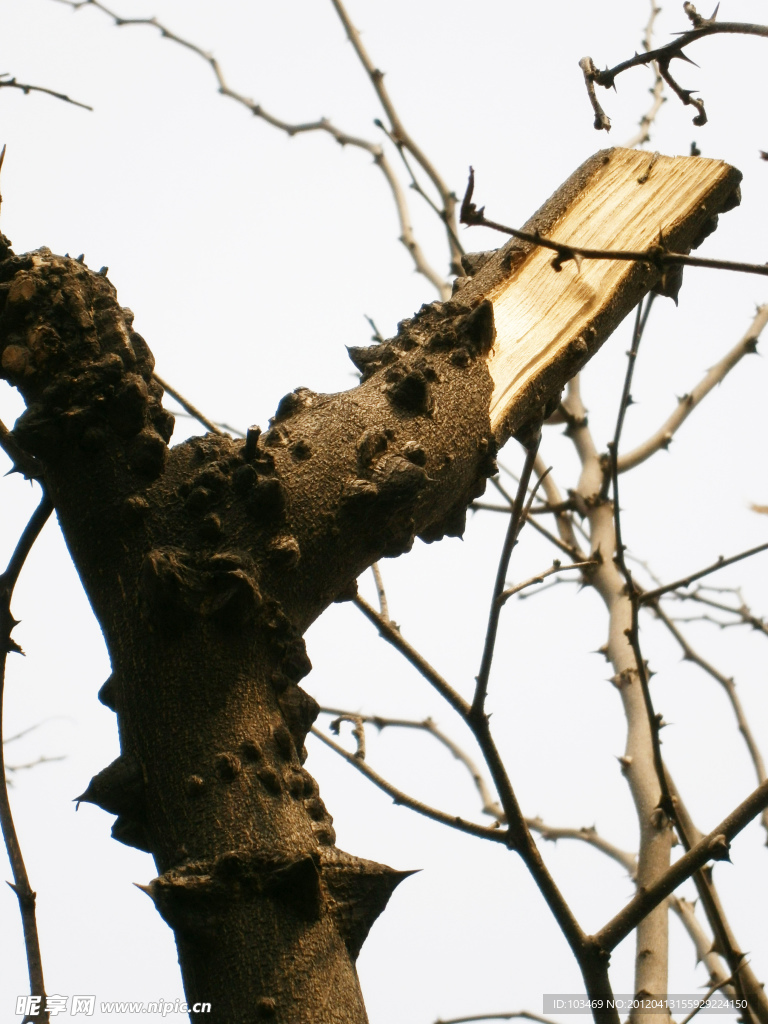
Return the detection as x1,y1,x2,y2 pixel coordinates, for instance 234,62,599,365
581,8,768,131
595,776,768,950
618,305,768,472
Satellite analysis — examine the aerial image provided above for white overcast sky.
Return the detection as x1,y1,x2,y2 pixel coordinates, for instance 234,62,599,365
1,1,768,1021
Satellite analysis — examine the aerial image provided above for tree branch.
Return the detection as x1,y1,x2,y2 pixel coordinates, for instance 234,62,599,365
618,305,768,472
311,725,507,844
594,776,768,951
461,169,766,280
152,373,224,437
0,73,91,110
48,0,451,296
318,708,503,820
620,0,666,149
650,602,768,837
0,492,54,1022
581,15,768,130
352,596,470,719
641,543,768,604
327,0,463,276
498,559,596,606
472,437,541,720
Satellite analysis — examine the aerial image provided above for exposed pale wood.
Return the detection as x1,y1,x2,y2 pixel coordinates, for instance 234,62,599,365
456,148,741,443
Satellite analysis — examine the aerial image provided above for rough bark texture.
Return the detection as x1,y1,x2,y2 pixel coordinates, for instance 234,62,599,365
0,240,497,1023
0,148,742,1022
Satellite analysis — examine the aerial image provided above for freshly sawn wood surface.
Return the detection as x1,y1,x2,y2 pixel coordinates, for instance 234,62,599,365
453,148,741,443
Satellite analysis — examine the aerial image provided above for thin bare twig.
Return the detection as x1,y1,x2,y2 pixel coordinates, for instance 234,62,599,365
0,73,91,111
354,586,615,1015
5,754,66,780
528,818,637,876
641,542,768,605
152,373,224,437
48,0,450,296
345,694,739,1002
651,602,768,836
373,118,466,267
488,471,583,561
620,0,666,149
472,436,541,720
327,713,366,760
525,515,586,561
498,559,595,606
319,707,502,818
679,588,768,639
581,15,768,130
1,492,54,1022
370,563,389,621
352,595,470,718
594,776,768,950
311,725,506,844
460,168,768,280
328,0,463,276
679,975,737,1024
618,305,768,472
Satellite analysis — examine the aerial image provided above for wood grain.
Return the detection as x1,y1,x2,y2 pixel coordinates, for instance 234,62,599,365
456,148,742,442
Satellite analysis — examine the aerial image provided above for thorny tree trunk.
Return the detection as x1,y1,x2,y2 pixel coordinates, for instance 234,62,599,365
0,238,498,1023
0,147,741,1021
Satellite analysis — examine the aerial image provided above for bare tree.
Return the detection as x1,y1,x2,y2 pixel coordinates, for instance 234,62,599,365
2,2,768,1023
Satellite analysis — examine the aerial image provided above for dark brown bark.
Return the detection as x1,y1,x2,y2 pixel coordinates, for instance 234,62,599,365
0,238,497,1023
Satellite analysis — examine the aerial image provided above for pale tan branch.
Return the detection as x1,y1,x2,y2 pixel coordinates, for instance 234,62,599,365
370,563,390,621
674,897,738,1003
566,373,673,1009
152,373,225,437
327,0,462,274
618,305,768,472
48,0,449,295
499,559,595,606
595,776,768,950
620,0,666,149
318,708,503,818
527,818,637,876
652,603,768,836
